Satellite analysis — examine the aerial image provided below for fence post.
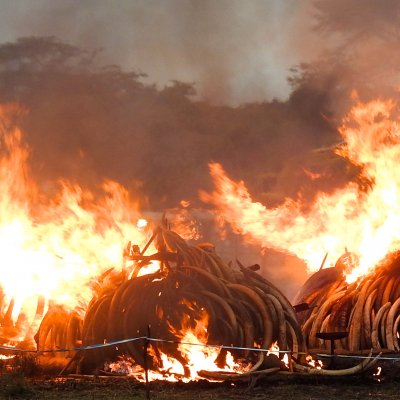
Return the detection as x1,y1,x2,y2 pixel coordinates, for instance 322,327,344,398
143,325,151,400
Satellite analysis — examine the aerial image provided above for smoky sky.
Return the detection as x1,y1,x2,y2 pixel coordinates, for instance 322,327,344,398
0,0,322,105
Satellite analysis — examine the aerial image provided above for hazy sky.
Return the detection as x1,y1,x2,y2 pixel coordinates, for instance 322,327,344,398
0,0,320,104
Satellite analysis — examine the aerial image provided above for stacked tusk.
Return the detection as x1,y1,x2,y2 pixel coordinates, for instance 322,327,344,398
296,252,400,353
37,225,305,378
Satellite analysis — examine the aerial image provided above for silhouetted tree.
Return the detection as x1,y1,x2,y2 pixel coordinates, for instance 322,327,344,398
0,36,348,209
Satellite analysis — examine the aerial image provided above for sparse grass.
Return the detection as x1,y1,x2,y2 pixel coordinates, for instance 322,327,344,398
1,376,400,400
2,357,400,399
0,372,35,399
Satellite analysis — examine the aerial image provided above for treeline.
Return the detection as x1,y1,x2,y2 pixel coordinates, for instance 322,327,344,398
0,36,362,209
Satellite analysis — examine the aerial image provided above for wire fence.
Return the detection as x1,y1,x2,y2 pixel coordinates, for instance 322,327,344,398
0,336,399,361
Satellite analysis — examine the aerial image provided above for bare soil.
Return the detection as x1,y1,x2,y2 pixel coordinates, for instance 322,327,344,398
2,373,400,400
2,355,400,399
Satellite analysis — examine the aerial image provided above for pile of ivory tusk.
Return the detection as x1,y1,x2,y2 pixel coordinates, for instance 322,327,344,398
36,225,304,378
77,225,306,378
296,252,400,353
36,305,82,356
34,226,383,379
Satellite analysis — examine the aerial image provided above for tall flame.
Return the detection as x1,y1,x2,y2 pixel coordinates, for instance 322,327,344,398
202,99,400,282
0,104,151,340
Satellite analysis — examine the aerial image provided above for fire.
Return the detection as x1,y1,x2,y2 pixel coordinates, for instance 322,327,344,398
175,314,240,379
0,104,154,343
202,99,400,282
136,219,148,229
267,341,289,369
106,312,244,382
306,354,323,370
152,310,243,381
166,200,202,241
0,354,15,360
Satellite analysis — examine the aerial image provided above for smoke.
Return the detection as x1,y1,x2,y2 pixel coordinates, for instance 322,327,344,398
1,0,400,293
1,0,399,105
290,0,400,117
0,0,320,105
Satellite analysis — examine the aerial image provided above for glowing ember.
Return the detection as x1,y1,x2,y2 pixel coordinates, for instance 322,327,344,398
373,366,383,382
203,99,400,282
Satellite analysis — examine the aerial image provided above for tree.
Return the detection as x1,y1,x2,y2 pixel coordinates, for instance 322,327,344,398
0,36,345,209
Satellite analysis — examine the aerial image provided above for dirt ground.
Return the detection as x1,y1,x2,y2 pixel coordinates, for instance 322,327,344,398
2,354,400,399
2,373,400,400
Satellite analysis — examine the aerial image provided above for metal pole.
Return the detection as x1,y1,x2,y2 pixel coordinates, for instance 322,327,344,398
143,325,151,400
330,339,335,368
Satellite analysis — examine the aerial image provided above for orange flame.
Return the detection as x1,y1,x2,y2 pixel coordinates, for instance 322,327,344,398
306,354,323,370
0,104,154,342
106,312,244,382
202,99,400,282
166,201,202,241
267,341,289,368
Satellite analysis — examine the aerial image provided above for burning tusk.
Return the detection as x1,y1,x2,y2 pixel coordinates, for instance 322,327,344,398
265,293,287,350
385,296,400,351
363,288,377,349
309,291,346,348
294,350,382,376
382,276,395,306
371,302,391,350
348,279,372,352
226,283,273,349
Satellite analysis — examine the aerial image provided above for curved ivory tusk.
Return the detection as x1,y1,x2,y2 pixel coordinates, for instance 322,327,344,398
227,283,273,349
385,296,400,351
363,288,377,349
371,302,391,350
294,350,382,376
308,290,346,348
348,279,372,352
